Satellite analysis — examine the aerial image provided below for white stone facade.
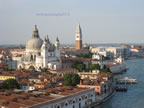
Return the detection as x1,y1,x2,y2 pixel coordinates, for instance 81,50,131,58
18,25,61,71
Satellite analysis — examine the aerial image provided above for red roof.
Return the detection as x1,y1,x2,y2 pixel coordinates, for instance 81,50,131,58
55,68,78,72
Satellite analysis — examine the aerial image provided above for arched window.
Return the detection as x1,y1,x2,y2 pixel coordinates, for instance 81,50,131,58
57,106,60,108
56,104,61,108
30,55,33,61
38,52,41,56
39,67,41,70
34,55,36,61
65,102,68,106
73,99,76,104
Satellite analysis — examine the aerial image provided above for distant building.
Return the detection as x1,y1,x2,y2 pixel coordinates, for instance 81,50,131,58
77,72,114,102
18,25,61,71
10,49,25,61
50,68,78,74
75,24,82,50
91,47,126,59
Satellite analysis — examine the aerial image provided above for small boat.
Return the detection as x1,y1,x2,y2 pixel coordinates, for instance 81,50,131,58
117,77,137,84
115,86,127,92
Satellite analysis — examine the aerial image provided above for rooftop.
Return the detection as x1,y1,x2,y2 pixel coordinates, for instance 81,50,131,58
0,86,90,108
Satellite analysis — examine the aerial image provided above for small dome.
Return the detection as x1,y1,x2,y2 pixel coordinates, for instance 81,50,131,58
26,38,43,50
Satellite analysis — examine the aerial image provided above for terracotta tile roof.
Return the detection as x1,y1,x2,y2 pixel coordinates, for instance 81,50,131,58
0,86,91,108
4,101,27,108
55,68,78,72
34,82,50,86
91,59,101,61
11,49,25,52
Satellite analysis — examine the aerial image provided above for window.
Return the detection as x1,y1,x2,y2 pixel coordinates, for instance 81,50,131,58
38,52,41,56
57,105,60,108
73,100,75,103
30,55,33,61
65,103,68,106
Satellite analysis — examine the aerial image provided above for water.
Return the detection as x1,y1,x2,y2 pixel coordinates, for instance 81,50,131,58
96,59,144,108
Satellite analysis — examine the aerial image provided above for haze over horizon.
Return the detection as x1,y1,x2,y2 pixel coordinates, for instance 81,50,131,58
1,0,144,45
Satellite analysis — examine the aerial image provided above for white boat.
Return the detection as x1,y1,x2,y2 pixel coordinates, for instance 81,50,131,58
117,77,137,84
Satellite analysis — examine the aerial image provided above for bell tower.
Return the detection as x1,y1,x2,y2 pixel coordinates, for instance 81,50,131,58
55,37,61,59
75,24,82,50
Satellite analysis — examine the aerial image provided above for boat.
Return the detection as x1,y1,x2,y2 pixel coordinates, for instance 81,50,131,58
117,77,137,84
115,86,128,92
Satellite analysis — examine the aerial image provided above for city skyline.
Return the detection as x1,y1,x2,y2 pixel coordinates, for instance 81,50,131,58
1,0,144,45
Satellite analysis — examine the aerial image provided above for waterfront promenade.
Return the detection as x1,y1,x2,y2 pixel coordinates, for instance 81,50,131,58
95,58,144,108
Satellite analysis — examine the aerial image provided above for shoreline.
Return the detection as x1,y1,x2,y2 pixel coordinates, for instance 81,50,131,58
88,90,116,108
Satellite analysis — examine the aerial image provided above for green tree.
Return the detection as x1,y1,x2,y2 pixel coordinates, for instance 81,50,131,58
64,73,72,86
87,52,93,58
76,64,86,72
100,65,111,72
64,73,80,86
76,52,92,58
3,79,19,89
88,64,100,71
108,72,114,78
71,74,81,86
72,62,86,72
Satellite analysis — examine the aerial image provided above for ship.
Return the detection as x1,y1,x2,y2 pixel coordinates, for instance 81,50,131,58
117,77,137,84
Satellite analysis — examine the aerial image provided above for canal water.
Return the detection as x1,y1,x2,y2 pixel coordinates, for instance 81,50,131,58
96,59,144,108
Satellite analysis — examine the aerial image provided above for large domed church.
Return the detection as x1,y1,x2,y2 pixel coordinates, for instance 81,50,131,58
18,25,61,70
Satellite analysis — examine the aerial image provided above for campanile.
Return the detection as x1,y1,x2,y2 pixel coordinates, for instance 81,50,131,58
75,24,82,50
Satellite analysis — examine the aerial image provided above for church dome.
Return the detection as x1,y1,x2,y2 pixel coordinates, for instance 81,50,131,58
26,25,43,50
26,38,43,50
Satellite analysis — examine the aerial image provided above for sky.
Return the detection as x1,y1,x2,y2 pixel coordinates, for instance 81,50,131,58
0,0,144,45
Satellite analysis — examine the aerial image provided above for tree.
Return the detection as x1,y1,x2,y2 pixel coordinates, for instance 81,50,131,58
100,65,111,72
108,72,114,78
88,64,100,71
87,52,93,58
76,52,93,58
76,64,86,72
71,74,81,86
3,79,19,89
64,73,80,86
72,62,86,72
64,73,72,86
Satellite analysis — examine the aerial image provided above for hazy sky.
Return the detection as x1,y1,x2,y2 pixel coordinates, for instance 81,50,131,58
0,0,144,45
